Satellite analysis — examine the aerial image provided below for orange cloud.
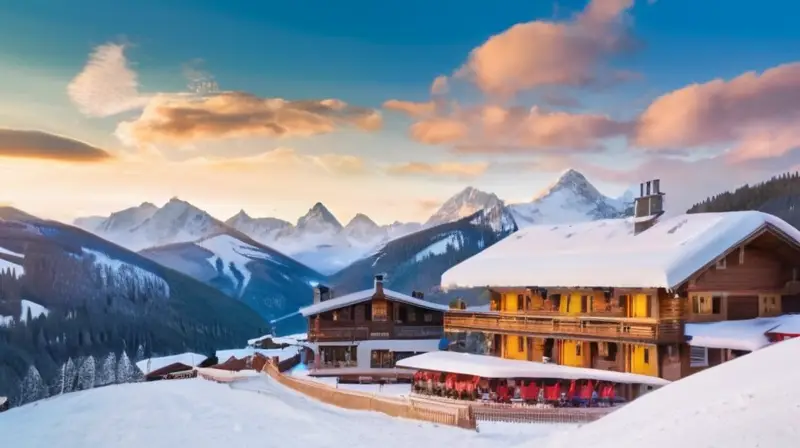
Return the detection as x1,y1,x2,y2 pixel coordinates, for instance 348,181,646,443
635,63,800,162
0,129,112,162
431,76,449,95
188,147,366,175
116,92,382,146
407,104,628,152
382,100,437,118
386,161,489,179
456,0,636,96
410,118,470,144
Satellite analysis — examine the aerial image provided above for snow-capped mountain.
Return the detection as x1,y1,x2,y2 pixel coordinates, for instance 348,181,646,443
0,212,267,408
507,169,627,227
425,187,504,227
332,204,517,300
225,203,421,274
74,198,228,251
141,233,325,333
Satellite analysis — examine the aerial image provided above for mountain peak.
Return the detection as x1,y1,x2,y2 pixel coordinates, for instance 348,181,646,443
297,202,342,232
425,187,504,227
533,168,598,201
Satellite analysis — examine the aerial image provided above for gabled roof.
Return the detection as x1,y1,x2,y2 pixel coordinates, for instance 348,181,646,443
299,287,449,317
441,211,800,290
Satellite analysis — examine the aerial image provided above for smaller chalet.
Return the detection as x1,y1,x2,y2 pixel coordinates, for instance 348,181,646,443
135,352,209,381
299,274,448,378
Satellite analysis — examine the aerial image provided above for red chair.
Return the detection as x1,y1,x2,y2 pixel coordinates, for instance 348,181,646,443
496,383,510,402
567,380,577,401
544,383,561,402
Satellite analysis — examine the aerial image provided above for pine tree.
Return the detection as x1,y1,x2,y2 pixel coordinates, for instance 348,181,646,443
18,365,47,405
96,352,117,386
116,351,135,384
77,356,96,390
63,358,77,393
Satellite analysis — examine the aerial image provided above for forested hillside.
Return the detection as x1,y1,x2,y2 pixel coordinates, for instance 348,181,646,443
687,172,800,228
0,215,269,408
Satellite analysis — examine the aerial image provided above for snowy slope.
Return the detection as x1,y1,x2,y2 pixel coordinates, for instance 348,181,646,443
0,299,49,327
140,233,325,332
542,337,800,448
0,245,24,277
0,377,564,448
508,169,626,228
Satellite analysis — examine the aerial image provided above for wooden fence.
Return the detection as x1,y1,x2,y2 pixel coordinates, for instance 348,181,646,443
262,360,476,430
410,394,617,424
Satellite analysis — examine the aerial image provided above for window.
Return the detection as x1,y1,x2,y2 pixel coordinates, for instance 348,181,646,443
517,294,524,311
408,309,416,322
372,301,388,321
598,341,609,357
581,295,589,313
739,246,745,264
712,296,722,314
690,346,709,367
691,295,699,314
606,343,618,361
575,343,582,357
548,294,561,311
643,347,650,364
423,313,433,323
716,257,727,270
517,336,524,352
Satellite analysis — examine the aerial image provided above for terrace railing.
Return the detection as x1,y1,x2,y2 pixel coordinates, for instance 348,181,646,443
309,324,443,342
444,311,679,343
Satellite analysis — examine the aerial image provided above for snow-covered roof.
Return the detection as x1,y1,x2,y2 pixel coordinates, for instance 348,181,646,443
686,314,800,351
441,211,800,290
247,334,275,346
299,287,449,317
395,351,669,387
135,352,208,374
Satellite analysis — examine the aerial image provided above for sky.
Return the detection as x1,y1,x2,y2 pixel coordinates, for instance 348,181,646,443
1,0,800,226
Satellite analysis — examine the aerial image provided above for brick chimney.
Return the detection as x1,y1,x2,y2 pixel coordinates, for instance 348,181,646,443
313,285,331,304
374,274,386,297
634,178,666,235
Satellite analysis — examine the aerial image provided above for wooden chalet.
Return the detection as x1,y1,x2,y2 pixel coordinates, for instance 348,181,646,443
441,178,800,392
136,353,209,381
299,274,448,379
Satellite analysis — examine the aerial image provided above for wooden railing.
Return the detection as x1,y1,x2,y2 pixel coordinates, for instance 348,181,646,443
261,359,476,430
445,311,681,343
309,325,444,342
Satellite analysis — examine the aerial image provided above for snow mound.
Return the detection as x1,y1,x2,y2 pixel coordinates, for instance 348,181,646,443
540,337,800,448
0,377,565,447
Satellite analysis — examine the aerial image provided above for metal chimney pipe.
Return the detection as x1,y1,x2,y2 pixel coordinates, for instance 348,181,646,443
646,181,652,196
640,183,644,197
654,179,661,194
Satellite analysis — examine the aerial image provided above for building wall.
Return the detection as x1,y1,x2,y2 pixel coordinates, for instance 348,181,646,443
629,344,659,377
502,293,522,312
560,340,589,367
690,246,786,292
309,339,441,370
502,334,527,360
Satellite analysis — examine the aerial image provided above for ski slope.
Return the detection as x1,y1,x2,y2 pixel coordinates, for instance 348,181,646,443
0,376,564,448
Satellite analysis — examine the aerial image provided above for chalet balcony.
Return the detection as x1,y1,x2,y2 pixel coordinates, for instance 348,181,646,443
444,311,683,344
308,324,444,342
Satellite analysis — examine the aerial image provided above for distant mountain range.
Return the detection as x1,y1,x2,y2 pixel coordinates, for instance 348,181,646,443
0,208,268,408
75,168,632,274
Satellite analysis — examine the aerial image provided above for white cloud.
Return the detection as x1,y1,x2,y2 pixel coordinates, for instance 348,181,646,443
67,43,151,117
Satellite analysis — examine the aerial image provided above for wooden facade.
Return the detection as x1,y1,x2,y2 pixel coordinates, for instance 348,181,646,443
445,223,800,383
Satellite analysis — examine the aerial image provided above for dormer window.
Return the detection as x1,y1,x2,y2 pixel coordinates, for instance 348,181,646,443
716,257,727,270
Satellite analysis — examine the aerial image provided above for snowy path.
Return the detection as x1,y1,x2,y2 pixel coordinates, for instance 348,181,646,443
0,377,568,448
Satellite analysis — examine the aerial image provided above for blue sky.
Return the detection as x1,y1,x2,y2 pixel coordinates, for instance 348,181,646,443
1,0,799,224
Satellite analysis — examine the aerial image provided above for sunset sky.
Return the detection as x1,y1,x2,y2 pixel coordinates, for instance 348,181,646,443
1,0,799,225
